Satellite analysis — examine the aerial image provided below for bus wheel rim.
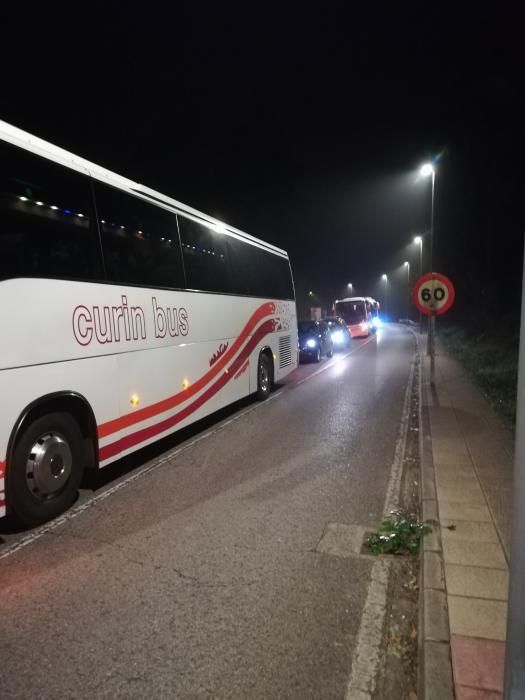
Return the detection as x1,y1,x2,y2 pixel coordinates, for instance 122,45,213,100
25,432,73,499
259,361,270,392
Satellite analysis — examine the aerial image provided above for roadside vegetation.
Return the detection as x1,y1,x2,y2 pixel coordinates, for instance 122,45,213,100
439,315,519,427
367,510,431,556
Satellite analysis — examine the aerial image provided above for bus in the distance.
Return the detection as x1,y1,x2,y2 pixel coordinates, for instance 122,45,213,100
0,121,297,526
334,296,380,337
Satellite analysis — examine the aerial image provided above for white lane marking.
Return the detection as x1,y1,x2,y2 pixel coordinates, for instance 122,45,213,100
0,335,379,559
345,346,417,700
383,360,415,517
345,559,390,700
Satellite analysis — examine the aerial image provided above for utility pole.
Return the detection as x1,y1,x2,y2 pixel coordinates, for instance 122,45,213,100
420,163,436,385
504,240,525,699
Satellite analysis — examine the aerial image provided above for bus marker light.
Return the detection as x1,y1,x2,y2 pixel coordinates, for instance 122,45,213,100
130,394,139,407
182,379,190,390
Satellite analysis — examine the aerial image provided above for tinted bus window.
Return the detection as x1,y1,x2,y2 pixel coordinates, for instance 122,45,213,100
95,184,184,289
179,216,233,294
0,142,102,282
229,236,294,300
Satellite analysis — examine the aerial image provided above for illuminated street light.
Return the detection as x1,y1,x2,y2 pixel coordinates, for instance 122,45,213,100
414,236,423,271
413,235,423,276
347,282,353,294
381,274,388,317
404,261,410,321
419,162,435,269
381,274,387,281
420,162,434,178
419,161,437,382
413,236,423,329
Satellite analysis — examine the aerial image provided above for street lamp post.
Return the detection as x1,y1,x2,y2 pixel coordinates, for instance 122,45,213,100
414,236,423,276
308,290,319,320
404,261,410,321
414,236,423,332
347,282,353,295
420,163,436,384
381,274,388,318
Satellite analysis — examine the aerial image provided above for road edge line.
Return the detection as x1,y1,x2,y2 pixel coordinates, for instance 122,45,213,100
345,339,416,699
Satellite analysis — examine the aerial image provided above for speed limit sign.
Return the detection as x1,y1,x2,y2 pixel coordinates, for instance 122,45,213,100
413,272,455,316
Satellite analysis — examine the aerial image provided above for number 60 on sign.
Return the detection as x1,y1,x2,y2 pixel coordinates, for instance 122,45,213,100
412,272,455,316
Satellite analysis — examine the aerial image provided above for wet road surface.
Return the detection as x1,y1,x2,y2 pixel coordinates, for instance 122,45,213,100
0,325,416,699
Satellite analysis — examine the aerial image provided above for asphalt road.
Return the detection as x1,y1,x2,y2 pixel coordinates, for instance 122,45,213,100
0,325,416,699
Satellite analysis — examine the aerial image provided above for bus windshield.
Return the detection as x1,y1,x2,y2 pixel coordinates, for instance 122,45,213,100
336,301,366,324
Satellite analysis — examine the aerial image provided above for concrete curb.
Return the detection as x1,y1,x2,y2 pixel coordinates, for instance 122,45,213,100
418,339,455,700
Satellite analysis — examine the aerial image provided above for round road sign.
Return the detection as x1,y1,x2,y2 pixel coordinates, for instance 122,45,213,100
413,272,455,316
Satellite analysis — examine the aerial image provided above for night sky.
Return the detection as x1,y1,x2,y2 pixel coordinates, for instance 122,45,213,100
2,5,523,318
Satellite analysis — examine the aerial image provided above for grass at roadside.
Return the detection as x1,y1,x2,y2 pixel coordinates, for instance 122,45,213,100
439,320,519,427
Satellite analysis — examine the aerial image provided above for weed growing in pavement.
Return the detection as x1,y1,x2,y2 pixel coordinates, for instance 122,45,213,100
367,510,431,556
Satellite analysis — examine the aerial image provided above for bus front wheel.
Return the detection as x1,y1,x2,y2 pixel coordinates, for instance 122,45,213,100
8,412,85,526
256,353,273,400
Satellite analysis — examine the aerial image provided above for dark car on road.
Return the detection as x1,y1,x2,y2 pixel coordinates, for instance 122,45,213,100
324,317,352,351
298,320,333,362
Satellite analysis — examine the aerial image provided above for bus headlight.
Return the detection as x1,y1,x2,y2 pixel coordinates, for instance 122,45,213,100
306,339,317,348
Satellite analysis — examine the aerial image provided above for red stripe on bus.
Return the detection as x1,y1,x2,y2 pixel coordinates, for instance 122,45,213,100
234,360,249,379
97,301,275,439
0,460,5,477
99,319,274,462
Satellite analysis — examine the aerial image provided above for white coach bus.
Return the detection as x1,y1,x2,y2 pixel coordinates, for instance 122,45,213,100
0,121,297,525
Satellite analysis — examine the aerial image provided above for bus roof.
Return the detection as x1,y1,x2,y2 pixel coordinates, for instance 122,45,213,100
0,120,288,258
336,297,370,303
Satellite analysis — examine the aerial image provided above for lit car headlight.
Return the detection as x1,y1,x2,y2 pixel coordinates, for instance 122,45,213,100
306,339,317,348
332,331,343,343
372,317,382,328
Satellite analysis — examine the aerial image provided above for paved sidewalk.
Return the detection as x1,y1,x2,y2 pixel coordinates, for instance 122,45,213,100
421,338,514,700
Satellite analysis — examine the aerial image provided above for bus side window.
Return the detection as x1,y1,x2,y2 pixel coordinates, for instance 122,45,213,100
0,141,102,282
178,217,232,294
94,184,184,289
228,236,294,300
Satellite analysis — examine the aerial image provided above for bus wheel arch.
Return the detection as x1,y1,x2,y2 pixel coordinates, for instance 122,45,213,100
256,347,274,400
6,392,98,525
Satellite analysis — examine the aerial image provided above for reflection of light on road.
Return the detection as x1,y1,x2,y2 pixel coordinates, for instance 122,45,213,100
375,329,384,345
332,357,347,378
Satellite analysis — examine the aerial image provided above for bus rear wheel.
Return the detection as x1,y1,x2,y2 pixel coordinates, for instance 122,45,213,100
8,412,85,526
256,353,273,400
